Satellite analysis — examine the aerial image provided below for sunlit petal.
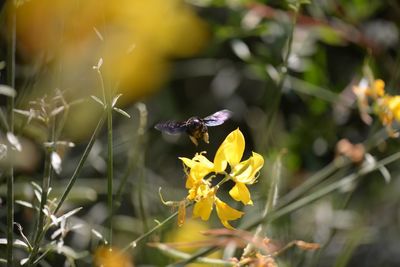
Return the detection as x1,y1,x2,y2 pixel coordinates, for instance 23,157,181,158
214,128,245,172
193,153,214,169
193,194,214,221
229,182,253,205
215,198,244,229
179,157,196,168
232,152,264,184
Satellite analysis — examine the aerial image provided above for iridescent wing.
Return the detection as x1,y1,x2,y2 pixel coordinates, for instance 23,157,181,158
203,109,232,127
154,120,187,134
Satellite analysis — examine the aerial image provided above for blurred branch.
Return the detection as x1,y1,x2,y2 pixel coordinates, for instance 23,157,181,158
151,243,234,266
6,1,16,265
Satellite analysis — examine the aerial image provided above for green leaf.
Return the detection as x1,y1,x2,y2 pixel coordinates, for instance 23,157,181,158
0,85,16,97
0,238,29,249
90,95,105,107
113,107,131,118
112,93,123,107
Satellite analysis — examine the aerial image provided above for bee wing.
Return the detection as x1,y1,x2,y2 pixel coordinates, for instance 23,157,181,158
203,109,232,127
154,120,187,134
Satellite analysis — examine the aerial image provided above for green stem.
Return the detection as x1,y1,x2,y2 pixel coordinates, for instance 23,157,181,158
97,67,114,245
28,120,55,266
249,151,400,228
6,2,16,266
277,156,349,208
28,113,105,266
153,243,233,266
106,99,113,245
123,209,181,252
54,114,106,214
264,4,299,141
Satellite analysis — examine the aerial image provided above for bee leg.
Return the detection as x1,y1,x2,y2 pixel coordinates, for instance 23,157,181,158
189,135,199,146
203,132,209,144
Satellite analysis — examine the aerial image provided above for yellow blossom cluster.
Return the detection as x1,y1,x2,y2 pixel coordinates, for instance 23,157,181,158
179,129,264,229
94,246,133,267
353,78,400,136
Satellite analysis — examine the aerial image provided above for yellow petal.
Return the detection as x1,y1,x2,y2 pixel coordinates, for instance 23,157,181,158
179,157,196,168
215,198,244,229
192,194,214,221
193,153,214,169
214,128,245,172
232,152,264,184
229,182,253,205
373,79,385,97
387,96,400,121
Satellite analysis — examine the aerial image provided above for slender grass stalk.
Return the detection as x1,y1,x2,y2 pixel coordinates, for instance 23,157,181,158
115,103,149,232
265,3,300,139
150,243,233,266
106,97,114,245
123,210,180,252
96,65,114,245
277,156,349,208
249,151,400,228
6,2,16,266
28,118,55,266
123,201,194,253
54,114,106,214
28,113,105,266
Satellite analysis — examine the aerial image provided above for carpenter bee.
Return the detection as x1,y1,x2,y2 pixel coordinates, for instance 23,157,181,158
155,109,232,146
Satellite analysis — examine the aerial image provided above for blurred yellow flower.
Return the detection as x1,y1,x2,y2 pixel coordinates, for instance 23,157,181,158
94,246,133,267
377,95,400,136
165,219,221,267
5,0,209,139
179,128,264,228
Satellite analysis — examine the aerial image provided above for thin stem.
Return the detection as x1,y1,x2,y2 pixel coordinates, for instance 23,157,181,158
265,6,299,134
106,98,113,245
123,210,181,252
6,1,16,266
54,113,106,214
97,67,114,245
28,119,55,266
277,156,349,208
151,243,233,266
249,151,400,228
27,113,105,266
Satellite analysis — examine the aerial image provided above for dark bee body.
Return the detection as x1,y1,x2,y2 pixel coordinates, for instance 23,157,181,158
155,110,232,146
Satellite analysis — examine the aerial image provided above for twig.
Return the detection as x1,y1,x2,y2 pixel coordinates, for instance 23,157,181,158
6,1,16,266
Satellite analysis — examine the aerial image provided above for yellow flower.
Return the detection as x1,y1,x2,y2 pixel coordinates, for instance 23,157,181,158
215,198,244,229
8,0,209,139
377,95,400,136
371,79,385,97
179,128,264,228
192,186,244,229
165,219,221,267
94,246,133,267
214,129,264,205
386,95,400,121
192,186,215,221
179,153,214,201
